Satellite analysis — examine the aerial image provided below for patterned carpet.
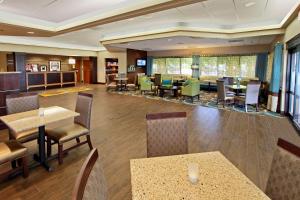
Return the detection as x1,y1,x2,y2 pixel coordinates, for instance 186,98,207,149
39,86,93,97
108,89,283,118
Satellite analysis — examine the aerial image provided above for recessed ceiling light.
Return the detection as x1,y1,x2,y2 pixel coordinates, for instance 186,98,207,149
127,43,131,46
167,38,173,42
245,2,256,7
27,31,34,34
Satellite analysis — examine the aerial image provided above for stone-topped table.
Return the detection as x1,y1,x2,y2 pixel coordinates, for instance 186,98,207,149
130,152,269,200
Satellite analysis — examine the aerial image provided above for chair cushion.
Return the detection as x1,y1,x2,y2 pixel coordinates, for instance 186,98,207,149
162,80,172,86
11,128,38,143
46,123,89,144
0,140,27,164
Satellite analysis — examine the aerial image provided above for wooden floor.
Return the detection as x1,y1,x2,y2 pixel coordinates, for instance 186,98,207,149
0,85,299,200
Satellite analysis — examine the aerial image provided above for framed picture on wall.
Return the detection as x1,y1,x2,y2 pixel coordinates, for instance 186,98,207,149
40,65,47,71
49,60,61,71
32,64,38,72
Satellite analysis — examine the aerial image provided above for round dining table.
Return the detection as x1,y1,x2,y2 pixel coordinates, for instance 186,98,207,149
114,77,128,91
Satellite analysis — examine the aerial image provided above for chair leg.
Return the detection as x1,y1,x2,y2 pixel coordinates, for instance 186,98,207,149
86,135,93,150
198,95,200,101
21,156,29,178
256,104,259,112
58,144,63,165
76,138,80,143
47,137,52,157
245,105,248,112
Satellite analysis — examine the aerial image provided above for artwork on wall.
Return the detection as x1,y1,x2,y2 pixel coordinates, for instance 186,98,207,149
32,64,38,72
49,60,61,71
40,65,47,72
25,64,32,72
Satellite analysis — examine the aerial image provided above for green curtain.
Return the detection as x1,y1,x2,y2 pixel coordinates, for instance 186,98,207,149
255,53,268,81
270,43,283,93
146,56,153,75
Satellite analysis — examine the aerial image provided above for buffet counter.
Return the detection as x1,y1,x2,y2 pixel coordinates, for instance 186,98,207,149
26,71,76,90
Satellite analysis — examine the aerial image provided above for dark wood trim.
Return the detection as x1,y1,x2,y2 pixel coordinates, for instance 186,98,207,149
72,148,98,200
78,92,93,98
146,112,187,120
277,138,300,158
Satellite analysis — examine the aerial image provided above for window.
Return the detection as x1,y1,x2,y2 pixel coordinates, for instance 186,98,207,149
181,57,193,75
152,55,257,78
166,58,180,74
200,55,256,78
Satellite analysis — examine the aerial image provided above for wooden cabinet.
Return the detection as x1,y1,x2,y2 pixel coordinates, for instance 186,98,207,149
0,72,21,129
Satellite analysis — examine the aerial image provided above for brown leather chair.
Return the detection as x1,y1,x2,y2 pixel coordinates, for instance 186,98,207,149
6,93,39,143
46,92,93,165
0,140,28,180
72,148,107,200
265,138,300,200
146,112,188,157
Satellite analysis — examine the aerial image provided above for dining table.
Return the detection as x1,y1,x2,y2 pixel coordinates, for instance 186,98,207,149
226,84,247,95
130,152,270,200
0,106,79,171
114,77,128,91
202,80,217,92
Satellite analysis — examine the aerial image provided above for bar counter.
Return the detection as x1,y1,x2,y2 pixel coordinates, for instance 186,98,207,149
26,71,76,90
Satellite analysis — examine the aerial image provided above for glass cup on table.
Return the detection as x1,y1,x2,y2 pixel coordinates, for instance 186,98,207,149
188,163,199,184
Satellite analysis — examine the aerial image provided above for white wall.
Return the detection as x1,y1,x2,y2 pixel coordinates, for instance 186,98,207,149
97,50,127,83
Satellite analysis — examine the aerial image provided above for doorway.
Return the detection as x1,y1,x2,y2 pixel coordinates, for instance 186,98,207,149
83,59,91,84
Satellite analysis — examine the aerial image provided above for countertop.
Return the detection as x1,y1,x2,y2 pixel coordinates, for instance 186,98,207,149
130,151,270,200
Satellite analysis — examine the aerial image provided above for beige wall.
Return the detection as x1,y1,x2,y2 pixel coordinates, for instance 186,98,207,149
26,54,75,71
97,50,127,83
0,43,97,57
0,52,7,72
284,17,300,42
148,44,271,57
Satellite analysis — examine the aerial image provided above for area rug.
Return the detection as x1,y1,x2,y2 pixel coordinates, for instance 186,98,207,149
39,86,93,97
108,90,283,118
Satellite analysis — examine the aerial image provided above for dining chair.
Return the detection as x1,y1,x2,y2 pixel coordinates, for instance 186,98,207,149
146,112,188,157
46,92,93,165
0,140,29,180
105,75,117,91
234,82,261,112
126,75,137,90
6,93,39,143
72,148,107,200
216,80,234,108
265,138,300,200
154,73,162,86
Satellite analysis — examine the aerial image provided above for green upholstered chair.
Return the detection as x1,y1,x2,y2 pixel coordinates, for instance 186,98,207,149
181,79,200,102
140,76,155,94
161,74,173,87
137,74,146,89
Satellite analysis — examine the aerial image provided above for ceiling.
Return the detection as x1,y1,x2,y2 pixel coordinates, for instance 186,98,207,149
109,35,277,51
0,0,298,51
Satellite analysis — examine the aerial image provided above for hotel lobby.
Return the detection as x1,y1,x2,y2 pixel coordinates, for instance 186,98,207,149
0,0,300,200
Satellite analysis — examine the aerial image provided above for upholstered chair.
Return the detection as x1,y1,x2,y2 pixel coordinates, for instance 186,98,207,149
46,92,93,165
161,74,173,87
105,75,117,91
72,148,107,200
146,112,188,157
0,140,28,180
6,93,39,143
216,80,235,108
140,76,155,95
265,138,300,200
235,82,261,112
126,75,137,90
181,79,200,103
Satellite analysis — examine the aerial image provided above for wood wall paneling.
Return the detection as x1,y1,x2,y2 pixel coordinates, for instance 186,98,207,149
127,49,147,84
